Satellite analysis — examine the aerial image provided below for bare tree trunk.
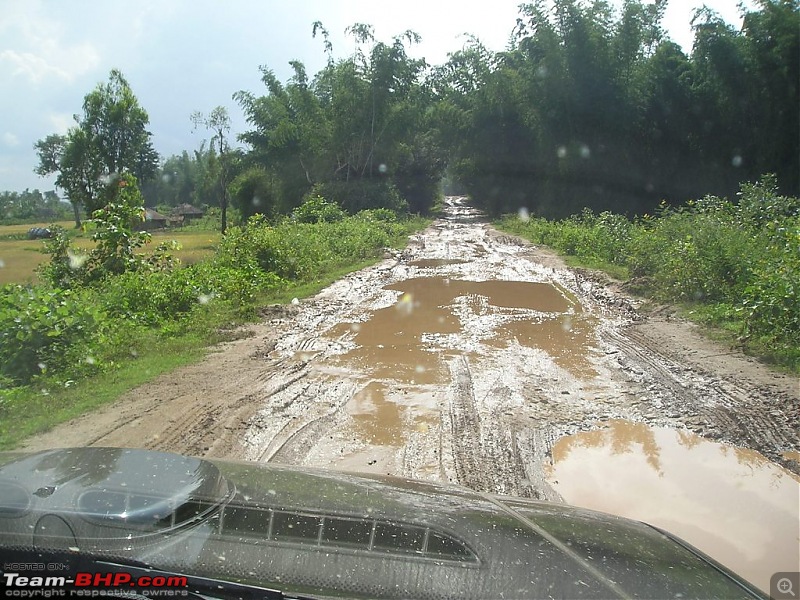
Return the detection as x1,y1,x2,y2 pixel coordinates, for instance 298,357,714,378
72,200,82,229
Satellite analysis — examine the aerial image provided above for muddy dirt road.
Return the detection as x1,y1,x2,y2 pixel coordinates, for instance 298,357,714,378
21,197,799,590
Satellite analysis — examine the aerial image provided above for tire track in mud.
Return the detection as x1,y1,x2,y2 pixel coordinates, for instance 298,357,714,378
609,325,799,469
446,356,538,496
447,356,491,491
258,378,357,464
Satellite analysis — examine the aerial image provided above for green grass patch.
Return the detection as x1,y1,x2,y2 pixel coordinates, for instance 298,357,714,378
0,228,220,285
0,332,207,449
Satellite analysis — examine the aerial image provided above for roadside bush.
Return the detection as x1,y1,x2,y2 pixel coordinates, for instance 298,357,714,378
101,261,284,326
312,180,408,215
497,176,799,369
0,285,107,386
294,193,346,223
741,216,800,360
217,212,402,281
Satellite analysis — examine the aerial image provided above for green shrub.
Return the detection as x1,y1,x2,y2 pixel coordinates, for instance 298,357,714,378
497,176,799,369
0,285,107,386
294,193,346,223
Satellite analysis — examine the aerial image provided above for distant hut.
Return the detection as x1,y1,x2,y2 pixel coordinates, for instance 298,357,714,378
172,203,204,222
139,208,169,230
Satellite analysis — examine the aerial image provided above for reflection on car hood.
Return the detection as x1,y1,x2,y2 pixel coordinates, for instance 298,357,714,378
0,448,766,600
0,447,227,517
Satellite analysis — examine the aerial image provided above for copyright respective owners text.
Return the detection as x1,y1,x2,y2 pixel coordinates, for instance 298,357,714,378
772,572,800,600
2,564,189,598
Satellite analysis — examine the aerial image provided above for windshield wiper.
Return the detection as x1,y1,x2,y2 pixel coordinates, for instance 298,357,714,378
0,547,319,600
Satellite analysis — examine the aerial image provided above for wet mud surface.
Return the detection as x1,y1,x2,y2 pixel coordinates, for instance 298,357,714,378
22,197,800,590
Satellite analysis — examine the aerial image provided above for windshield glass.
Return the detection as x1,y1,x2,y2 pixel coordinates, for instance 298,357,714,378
0,1,797,598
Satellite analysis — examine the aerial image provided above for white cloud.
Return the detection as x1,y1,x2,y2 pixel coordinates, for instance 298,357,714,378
2,132,20,147
0,2,101,85
0,49,70,83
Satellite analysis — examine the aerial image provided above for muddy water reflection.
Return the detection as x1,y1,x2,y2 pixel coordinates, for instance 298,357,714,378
331,277,586,383
349,382,404,445
328,277,600,460
547,421,800,592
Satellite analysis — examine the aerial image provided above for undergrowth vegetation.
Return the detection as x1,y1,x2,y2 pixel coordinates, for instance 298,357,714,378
0,191,425,397
497,176,800,370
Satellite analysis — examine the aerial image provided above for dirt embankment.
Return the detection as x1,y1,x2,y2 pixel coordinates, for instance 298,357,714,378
21,197,800,496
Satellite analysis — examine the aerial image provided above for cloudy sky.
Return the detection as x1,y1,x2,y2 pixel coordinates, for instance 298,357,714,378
1,0,753,194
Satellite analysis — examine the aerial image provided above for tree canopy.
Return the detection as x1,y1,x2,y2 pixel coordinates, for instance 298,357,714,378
35,69,158,226
436,0,799,217
31,3,800,223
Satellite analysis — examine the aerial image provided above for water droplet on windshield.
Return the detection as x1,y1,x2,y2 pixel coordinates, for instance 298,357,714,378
98,172,118,186
378,163,388,174
198,292,215,305
518,207,530,222
731,155,743,167
68,249,88,270
557,146,567,159
0,259,5,268
396,293,414,316
85,356,96,365
579,144,591,159
252,196,262,207
562,316,573,332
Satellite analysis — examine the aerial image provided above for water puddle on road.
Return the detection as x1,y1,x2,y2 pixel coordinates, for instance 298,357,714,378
489,315,599,377
328,277,588,383
546,420,800,592
347,381,437,445
326,277,602,468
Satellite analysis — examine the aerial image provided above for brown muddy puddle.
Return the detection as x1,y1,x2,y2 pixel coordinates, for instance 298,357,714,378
348,381,438,446
325,277,601,466
546,420,800,592
327,277,593,383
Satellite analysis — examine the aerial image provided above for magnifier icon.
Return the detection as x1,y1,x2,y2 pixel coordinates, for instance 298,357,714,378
778,577,796,598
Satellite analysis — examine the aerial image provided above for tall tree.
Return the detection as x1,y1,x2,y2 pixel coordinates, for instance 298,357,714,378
237,23,443,215
35,70,158,226
191,106,233,233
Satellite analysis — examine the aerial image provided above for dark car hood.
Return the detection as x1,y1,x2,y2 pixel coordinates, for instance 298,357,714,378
0,448,765,599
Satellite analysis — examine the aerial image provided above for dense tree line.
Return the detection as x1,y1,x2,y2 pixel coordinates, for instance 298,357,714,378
232,23,446,218
0,189,71,223
437,0,799,217
34,1,798,225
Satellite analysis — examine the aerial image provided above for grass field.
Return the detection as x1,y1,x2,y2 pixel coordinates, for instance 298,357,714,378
0,223,221,285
